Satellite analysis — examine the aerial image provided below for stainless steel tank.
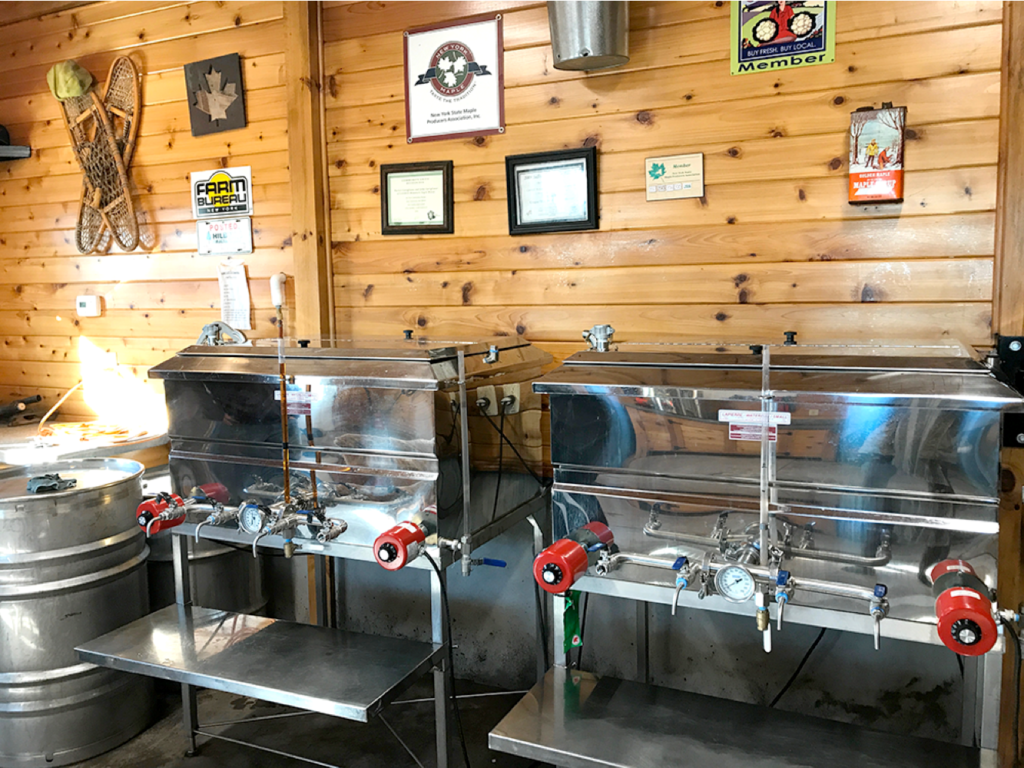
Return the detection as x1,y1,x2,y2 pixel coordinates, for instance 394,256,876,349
548,0,629,71
0,459,153,767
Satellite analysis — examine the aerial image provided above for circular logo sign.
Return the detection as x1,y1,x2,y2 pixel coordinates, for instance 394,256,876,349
429,41,475,96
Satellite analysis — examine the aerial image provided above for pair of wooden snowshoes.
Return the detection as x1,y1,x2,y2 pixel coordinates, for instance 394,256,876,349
57,56,141,254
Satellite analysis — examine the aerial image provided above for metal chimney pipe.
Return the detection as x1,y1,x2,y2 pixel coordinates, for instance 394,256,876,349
547,1,629,71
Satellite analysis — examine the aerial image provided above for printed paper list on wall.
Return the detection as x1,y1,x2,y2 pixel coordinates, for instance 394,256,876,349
217,259,251,330
404,15,504,143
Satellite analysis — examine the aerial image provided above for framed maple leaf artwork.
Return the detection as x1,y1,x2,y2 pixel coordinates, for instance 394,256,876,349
184,53,247,137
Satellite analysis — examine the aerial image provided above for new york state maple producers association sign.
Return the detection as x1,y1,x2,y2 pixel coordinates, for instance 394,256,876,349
404,14,505,143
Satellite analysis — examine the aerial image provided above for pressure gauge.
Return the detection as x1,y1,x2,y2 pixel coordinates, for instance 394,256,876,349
238,504,267,535
714,564,756,603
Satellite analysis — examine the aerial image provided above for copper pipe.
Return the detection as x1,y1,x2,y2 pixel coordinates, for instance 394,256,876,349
305,384,319,507
277,306,290,502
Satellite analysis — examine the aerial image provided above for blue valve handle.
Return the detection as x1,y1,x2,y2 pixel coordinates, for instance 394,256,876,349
671,556,689,571
481,557,507,568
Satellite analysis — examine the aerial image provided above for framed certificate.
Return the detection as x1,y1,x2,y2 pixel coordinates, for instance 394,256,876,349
505,147,598,235
380,160,454,235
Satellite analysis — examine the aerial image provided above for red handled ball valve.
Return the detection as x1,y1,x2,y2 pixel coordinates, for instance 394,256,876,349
927,559,998,656
136,492,187,536
374,521,427,571
533,522,614,594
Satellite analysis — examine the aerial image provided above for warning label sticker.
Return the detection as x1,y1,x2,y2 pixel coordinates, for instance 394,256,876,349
274,390,315,416
729,424,777,442
717,409,791,426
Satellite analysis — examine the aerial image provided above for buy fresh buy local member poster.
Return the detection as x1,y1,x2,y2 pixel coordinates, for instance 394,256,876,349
731,1,835,76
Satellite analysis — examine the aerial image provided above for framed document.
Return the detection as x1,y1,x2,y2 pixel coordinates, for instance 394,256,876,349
380,161,454,235
505,147,598,235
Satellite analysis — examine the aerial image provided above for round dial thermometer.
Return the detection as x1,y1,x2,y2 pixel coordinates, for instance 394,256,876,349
714,564,756,603
239,504,267,535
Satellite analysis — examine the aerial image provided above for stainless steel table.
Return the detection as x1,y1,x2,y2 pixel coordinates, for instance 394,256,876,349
78,605,444,722
490,668,978,768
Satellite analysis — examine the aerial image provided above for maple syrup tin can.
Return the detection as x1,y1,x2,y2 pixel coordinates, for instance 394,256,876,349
848,104,906,204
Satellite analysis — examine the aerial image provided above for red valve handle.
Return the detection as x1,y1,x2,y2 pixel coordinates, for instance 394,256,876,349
533,522,614,595
195,483,230,504
928,559,997,656
374,521,427,571
136,494,186,535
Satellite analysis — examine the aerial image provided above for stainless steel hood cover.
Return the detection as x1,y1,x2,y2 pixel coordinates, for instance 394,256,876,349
548,1,629,71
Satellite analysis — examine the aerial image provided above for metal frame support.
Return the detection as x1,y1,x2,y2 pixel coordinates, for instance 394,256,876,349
978,650,1003,751
313,554,333,628
430,562,452,768
636,601,649,684
528,514,548,681
172,533,199,756
554,595,567,669
458,348,474,576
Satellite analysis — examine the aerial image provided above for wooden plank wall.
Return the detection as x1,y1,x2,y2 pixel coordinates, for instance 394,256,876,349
324,1,1002,364
0,1,293,418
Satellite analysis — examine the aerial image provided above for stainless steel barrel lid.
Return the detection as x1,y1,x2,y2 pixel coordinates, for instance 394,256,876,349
0,457,144,501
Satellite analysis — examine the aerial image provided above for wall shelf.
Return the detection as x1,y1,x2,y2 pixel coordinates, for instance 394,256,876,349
0,146,31,160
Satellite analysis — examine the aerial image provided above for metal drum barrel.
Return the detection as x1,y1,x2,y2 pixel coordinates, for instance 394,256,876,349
0,459,153,767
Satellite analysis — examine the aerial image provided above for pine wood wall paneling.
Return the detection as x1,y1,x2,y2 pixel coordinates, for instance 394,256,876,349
334,212,996,275
327,22,1002,110
0,1,293,420
324,1,1001,71
0,2,91,27
2,13,287,103
336,259,994,307
325,72,998,182
325,1,1002,355
330,119,998,184
994,1,1024,337
284,1,333,339
335,303,994,345
332,167,995,241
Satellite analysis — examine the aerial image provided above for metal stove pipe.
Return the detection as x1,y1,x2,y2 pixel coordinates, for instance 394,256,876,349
548,1,629,71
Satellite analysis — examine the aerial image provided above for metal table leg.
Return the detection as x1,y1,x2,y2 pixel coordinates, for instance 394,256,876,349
554,595,567,669
172,533,199,756
636,601,649,684
431,562,451,768
528,514,548,681
976,650,1002,751
313,554,334,628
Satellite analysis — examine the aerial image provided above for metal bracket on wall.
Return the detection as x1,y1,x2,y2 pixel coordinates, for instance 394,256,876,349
994,335,1024,395
1003,412,1024,449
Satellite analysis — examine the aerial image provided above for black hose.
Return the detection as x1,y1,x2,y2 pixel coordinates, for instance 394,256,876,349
576,592,590,669
481,411,545,488
423,551,473,768
490,411,505,523
769,627,827,708
534,581,549,671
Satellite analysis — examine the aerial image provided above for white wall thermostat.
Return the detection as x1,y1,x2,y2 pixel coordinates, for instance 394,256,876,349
76,295,102,317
